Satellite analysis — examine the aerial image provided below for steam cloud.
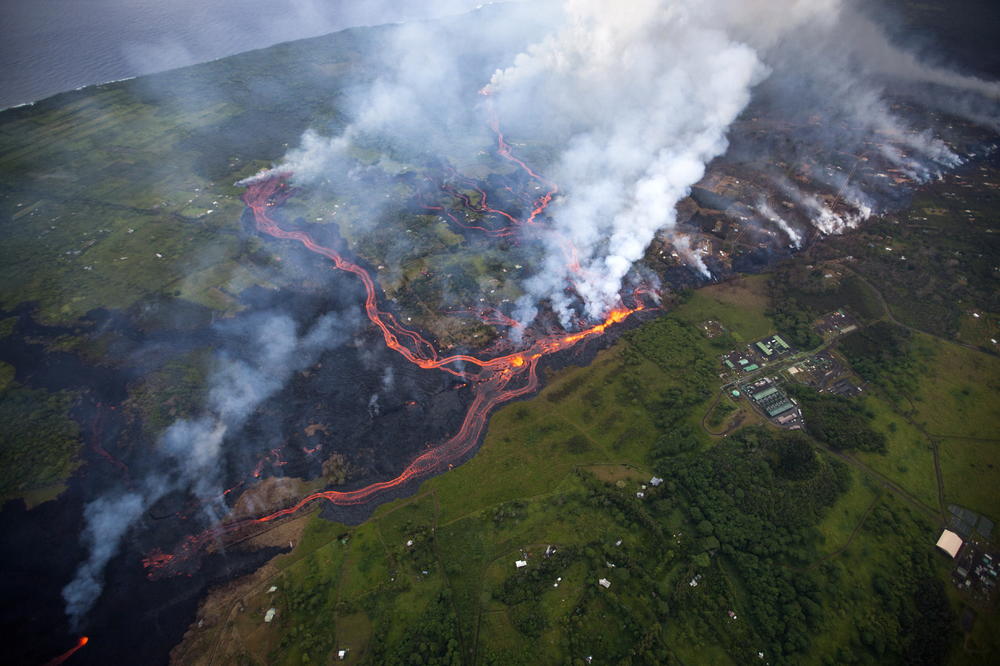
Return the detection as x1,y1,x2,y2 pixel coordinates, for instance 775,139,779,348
269,0,998,327
64,310,357,626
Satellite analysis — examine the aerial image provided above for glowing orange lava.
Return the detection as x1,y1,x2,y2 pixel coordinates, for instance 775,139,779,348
233,179,642,510
45,636,89,666
143,104,647,578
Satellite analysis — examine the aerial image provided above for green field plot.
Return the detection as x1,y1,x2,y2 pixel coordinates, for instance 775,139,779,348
912,336,1000,439
956,311,999,351
0,382,81,504
804,495,954,665
938,437,1000,520
674,274,774,342
854,394,940,510
813,466,880,556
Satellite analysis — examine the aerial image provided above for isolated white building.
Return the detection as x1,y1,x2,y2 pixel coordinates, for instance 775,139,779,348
936,530,963,558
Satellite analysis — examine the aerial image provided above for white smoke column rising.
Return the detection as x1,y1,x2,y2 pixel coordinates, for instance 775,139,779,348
63,311,356,627
61,492,150,624
756,200,802,248
486,0,872,324
801,194,870,235
672,235,711,279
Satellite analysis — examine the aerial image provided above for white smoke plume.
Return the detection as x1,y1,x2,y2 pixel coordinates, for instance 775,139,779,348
62,491,150,624
804,196,870,236
263,0,998,326
64,311,357,626
491,0,768,321
756,200,802,248
483,0,993,323
672,235,711,279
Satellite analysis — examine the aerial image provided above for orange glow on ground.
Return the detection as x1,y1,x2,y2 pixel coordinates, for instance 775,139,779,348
143,111,648,579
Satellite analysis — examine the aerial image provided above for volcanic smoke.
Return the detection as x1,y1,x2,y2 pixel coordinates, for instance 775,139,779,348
63,0,1000,627
139,104,647,579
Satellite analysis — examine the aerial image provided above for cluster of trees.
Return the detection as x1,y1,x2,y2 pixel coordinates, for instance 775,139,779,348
372,590,463,666
765,264,825,349
766,261,883,350
491,500,527,527
788,386,888,453
649,424,701,463
838,322,921,400
0,384,80,498
664,428,851,659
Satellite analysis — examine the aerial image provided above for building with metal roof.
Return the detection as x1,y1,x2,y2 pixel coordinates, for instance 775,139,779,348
936,530,963,558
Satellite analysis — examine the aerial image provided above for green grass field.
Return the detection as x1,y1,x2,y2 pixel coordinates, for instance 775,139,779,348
938,437,1000,519
911,335,1000,440
813,465,880,556
855,394,940,510
179,286,1000,664
674,274,774,342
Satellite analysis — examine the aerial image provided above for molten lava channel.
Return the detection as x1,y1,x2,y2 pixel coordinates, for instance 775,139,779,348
143,101,645,578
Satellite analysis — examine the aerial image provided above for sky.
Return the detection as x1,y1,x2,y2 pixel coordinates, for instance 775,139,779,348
0,0,485,108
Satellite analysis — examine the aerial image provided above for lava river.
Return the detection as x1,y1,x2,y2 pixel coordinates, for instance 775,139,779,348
143,108,646,577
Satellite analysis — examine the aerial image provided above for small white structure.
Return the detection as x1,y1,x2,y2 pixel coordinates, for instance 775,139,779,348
267,585,277,593
264,608,277,623
936,529,963,558
515,560,528,568
649,476,663,487
406,539,414,547
636,491,645,499
598,578,612,589
337,648,349,660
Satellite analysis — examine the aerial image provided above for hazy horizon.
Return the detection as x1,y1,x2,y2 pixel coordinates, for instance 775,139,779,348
0,0,484,109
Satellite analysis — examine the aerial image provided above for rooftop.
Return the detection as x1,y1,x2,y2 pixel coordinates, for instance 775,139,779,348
936,530,963,558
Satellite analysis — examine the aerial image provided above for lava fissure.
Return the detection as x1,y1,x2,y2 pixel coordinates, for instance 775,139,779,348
44,636,89,666
144,109,645,578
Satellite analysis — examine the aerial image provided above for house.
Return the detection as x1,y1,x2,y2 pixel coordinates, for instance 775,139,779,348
515,560,528,568
598,578,612,588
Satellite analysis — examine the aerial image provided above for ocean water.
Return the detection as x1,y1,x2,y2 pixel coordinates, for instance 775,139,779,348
0,0,481,109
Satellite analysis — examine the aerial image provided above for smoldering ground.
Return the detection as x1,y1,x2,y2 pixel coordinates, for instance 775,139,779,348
0,245,481,665
273,0,998,326
52,194,508,639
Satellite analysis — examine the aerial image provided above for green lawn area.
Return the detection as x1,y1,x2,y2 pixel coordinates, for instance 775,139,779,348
854,394,940,510
673,274,774,342
912,335,1000,439
938,437,1000,520
813,464,880,556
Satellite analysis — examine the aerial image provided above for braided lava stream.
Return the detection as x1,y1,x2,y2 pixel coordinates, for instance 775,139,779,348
239,174,643,513
143,111,644,577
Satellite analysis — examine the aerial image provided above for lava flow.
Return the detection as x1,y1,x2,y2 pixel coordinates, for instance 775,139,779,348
144,107,646,578
44,636,89,666
240,173,643,509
